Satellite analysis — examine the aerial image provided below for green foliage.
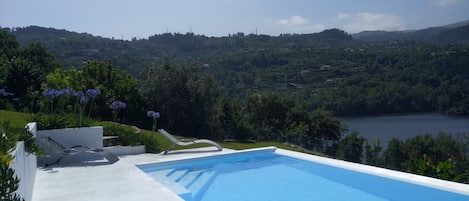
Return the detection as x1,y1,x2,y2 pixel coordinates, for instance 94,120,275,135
102,123,161,153
7,26,469,115
365,138,384,166
244,92,295,141
409,155,462,182
103,124,140,146
139,131,162,153
27,113,95,130
308,109,344,146
0,29,61,112
333,131,366,163
0,163,23,201
41,61,144,122
140,57,219,138
0,120,39,156
377,133,469,183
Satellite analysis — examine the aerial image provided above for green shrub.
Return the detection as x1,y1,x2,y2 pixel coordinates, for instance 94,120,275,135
103,124,161,153
139,131,161,153
103,124,139,146
27,113,95,130
0,163,23,201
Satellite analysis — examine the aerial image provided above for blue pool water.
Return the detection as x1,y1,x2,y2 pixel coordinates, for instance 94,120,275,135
138,150,469,201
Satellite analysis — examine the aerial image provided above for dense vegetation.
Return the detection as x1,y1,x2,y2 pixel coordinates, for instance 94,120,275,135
1,26,469,184
7,26,469,115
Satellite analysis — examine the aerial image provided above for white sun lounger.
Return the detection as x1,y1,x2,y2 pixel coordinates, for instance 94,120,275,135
37,136,119,166
158,129,222,155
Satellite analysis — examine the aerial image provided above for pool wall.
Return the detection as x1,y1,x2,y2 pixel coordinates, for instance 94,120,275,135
137,146,469,199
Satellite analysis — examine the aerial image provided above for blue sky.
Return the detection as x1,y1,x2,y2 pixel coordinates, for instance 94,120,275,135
1,0,468,40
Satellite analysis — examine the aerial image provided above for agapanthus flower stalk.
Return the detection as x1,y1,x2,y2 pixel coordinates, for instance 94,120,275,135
110,101,126,122
147,110,160,131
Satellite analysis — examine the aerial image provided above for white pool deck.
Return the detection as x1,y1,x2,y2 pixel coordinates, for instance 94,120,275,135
32,147,469,201
32,147,235,201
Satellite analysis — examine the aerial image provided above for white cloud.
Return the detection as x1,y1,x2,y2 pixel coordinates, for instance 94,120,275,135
432,0,460,6
275,15,325,33
276,15,309,26
335,12,404,33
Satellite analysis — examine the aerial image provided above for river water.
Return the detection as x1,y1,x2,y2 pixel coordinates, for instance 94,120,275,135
340,113,469,145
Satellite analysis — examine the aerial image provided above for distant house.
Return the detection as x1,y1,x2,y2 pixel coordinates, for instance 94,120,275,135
287,82,303,89
320,65,331,71
323,79,336,86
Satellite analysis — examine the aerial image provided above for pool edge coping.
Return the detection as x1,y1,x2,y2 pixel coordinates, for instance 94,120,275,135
276,148,469,196
136,146,469,198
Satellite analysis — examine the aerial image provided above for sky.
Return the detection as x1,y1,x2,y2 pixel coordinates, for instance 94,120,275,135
1,0,469,40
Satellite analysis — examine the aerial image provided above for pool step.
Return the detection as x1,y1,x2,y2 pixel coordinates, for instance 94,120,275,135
167,169,189,181
178,170,204,187
145,170,192,200
150,169,217,201
188,171,217,201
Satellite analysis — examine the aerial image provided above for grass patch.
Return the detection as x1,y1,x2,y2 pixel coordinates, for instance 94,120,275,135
0,110,30,128
1,110,323,156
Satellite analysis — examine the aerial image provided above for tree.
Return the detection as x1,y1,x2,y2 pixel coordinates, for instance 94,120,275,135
212,96,252,141
0,30,61,111
140,57,219,138
307,109,344,151
0,29,19,59
244,92,295,141
384,138,407,170
365,138,384,166
41,61,143,122
334,131,366,163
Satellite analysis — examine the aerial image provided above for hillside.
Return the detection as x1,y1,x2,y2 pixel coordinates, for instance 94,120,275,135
353,20,469,43
6,26,359,94
6,26,353,76
3,24,469,116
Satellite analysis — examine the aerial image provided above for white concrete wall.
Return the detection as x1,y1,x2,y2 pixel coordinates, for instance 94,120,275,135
36,126,103,148
9,122,38,201
104,145,145,156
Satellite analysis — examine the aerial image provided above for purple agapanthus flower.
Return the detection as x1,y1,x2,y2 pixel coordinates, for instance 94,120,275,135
74,91,88,104
44,88,59,99
74,90,84,98
80,95,89,104
147,110,160,119
59,88,75,97
86,88,101,98
110,101,126,110
0,89,14,97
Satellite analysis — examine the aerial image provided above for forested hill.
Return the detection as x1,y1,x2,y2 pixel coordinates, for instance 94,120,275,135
6,26,353,76
4,25,469,115
353,20,469,43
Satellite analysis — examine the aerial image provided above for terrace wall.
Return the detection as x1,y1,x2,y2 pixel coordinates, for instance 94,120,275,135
36,126,103,148
8,122,38,201
35,126,104,166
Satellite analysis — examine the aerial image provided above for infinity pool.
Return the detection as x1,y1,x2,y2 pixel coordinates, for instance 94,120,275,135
137,148,469,201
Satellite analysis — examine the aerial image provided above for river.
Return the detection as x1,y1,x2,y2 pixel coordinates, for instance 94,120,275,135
340,113,469,146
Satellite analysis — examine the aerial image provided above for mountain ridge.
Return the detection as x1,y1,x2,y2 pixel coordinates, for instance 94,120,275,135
352,20,469,43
